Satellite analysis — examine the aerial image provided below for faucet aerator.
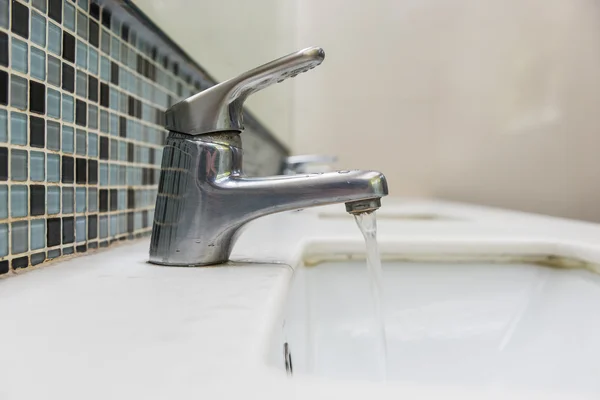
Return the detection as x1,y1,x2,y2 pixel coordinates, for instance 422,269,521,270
345,198,382,215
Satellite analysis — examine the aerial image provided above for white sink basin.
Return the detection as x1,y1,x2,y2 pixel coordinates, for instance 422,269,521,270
271,244,600,396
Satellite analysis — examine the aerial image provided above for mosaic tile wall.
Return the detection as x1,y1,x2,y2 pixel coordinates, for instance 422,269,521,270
0,0,289,276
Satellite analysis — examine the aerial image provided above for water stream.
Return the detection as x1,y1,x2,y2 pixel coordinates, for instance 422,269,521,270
354,211,388,381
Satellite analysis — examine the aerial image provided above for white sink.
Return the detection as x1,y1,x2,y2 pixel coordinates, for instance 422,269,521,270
271,243,600,396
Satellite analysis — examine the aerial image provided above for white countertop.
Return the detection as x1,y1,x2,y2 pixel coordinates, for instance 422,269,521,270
2,198,600,400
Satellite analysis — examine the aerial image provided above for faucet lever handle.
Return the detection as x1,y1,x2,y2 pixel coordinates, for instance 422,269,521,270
165,47,325,135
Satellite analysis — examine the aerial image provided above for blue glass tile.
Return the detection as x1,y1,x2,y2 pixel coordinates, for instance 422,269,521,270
118,141,126,161
47,88,61,119
118,189,126,211
77,11,87,39
31,219,45,250
0,109,7,143
100,56,110,81
119,92,127,114
11,185,28,217
62,187,74,213
11,149,28,181
47,186,60,214
0,185,7,219
110,214,117,236
47,121,60,150
99,110,108,133
118,165,125,185
48,249,61,259
99,163,108,186
99,215,108,238
30,151,45,182
63,247,74,255
32,0,46,13
76,70,86,97
76,216,85,242
76,40,87,68
62,125,74,153
88,187,97,212
88,132,97,157
76,187,86,213
109,113,118,136
64,0,75,31
48,22,62,56
88,104,97,129
63,94,74,123
110,36,119,61
30,47,46,81
12,221,28,254
134,211,142,230
119,214,126,234
47,55,61,87
10,75,28,110
101,29,110,55
111,18,120,36
0,224,7,257
10,112,27,145
76,129,86,155
47,153,60,182
109,163,118,184
0,0,8,29
78,0,88,11
31,11,47,47
88,47,98,74
31,252,45,265
11,38,28,73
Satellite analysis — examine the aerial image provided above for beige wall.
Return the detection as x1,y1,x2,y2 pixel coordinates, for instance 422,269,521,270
132,0,296,147
292,0,600,222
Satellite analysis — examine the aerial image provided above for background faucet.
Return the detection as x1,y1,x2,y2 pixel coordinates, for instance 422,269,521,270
149,47,388,266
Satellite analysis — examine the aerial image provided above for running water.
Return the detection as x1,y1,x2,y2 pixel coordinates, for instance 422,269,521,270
354,211,388,381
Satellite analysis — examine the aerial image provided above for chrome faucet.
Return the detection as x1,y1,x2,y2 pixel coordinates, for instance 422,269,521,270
149,47,388,266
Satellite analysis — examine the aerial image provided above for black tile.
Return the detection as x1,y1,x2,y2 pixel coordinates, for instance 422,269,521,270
119,116,126,137
99,189,108,212
127,143,134,162
110,61,119,85
62,62,75,92
127,188,135,209
0,70,7,105
62,217,74,244
142,210,149,228
47,218,61,246
88,19,99,48
88,241,98,249
76,157,87,184
173,62,179,75
88,215,98,239
29,81,46,114
76,244,87,253
121,24,129,41
0,147,7,181
0,260,8,275
76,99,87,126
99,82,109,107
109,188,117,211
48,0,63,23
136,54,143,74
194,81,202,91
135,99,142,119
88,76,98,102
149,148,155,165
12,256,29,269
162,56,168,69
11,0,29,39
99,136,109,159
30,116,45,148
127,212,134,233
30,185,45,216
88,159,97,184
0,32,8,67
101,7,111,28
90,2,100,19
62,155,74,183
127,95,135,116
62,31,75,63
151,47,157,61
